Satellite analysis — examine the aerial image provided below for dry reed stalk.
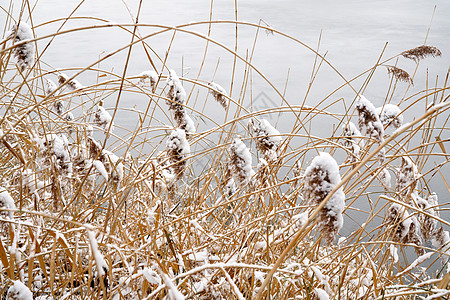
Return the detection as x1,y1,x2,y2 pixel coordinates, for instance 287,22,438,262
0,3,449,299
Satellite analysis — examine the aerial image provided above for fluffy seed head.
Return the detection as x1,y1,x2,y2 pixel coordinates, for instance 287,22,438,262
8,22,35,71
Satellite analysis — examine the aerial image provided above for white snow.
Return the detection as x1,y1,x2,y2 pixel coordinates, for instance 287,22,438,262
356,95,384,142
139,267,161,285
313,288,330,300
248,118,282,151
45,78,58,95
377,104,403,129
166,69,186,106
6,280,33,300
395,252,433,277
230,137,253,186
94,105,114,131
167,128,190,156
396,156,419,193
379,168,391,188
389,244,399,263
138,70,158,90
0,187,16,218
93,160,108,181
86,229,108,277
208,82,229,108
160,271,186,300
8,22,35,71
180,112,196,135
58,73,83,90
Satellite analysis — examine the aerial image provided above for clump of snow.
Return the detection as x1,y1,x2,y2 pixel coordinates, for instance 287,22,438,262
395,156,419,195
248,118,282,161
94,105,114,132
342,122,362,147
86,229,108,277
378,168,391,189
45,78,59,96
139,267,161,285
313,288,330,300
58,73,83,91
138,70,158,91
8,22,35,71
377,104,403,129
6,280,33,300
413,193,438,241
385,202,423,254
208,82,229,108
93,160,108,181
160,271,186,300
303,152,345,244
389,244,399,263
65,112,74,122
0,187,16,219
166,69,186,109
165,69,196,135
166,129,190,179
229,137,254,188
177,111,196,135
356,95,384,144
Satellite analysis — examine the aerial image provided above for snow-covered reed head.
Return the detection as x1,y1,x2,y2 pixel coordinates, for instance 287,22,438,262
342,122,361,148
166,128,190,180
356,95,384,144
6,280,33,300
94,104,114,132
0,187,16,234
138,70,158,92
376,104,403,129
395,156,418,196
413,193,438,242
8,22,35,71
303,152,345,244
342,122,361,165
166,69,186,110
45,79,58,96
248,118,282,161
208,82,228,109
174,110,196,136
58,73,83,91
385,202,424,255
229,137,254,188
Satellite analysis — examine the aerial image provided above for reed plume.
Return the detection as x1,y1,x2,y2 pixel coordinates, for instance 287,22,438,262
387,66,413,84
402,45,442,62
58,73,83,91
376,104,403,129
229,137,254,188
248,118,281,161
208,82,229,109
138,70,158,92
7,22,35,71
395,156,418,196
166,128,190,180
303,152,345,245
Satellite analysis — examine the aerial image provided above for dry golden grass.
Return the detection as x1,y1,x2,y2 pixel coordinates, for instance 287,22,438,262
0,1,449,299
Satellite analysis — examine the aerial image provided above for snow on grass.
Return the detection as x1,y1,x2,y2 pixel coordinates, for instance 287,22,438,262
6,280,33,300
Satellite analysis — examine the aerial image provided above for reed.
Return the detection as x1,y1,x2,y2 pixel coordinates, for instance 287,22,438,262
0,1,449,299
